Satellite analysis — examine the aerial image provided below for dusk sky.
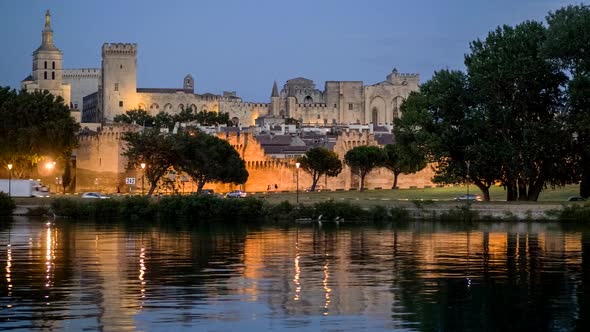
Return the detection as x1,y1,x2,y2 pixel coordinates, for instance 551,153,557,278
0,0,575,102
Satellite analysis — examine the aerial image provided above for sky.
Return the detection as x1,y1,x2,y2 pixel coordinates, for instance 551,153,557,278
0,0,576,102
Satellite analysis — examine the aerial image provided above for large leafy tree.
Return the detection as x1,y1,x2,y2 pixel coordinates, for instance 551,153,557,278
176,131,248,193
545,5,590,197
122,129,178,196
465,21,572,201
0,88,79,178
383,143,426,190
296,147,342,192
344,145,387,191
394,70,499,201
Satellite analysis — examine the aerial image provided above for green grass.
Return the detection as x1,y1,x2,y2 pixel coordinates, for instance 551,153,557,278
252,184,581,206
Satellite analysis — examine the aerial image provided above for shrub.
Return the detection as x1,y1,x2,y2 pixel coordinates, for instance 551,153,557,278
370,205,390,223
558,204,590,222
51,197,80,217
0,193,16,216
390,206,410,221
313,200,367,221
120,196,155,221
439,205,479,222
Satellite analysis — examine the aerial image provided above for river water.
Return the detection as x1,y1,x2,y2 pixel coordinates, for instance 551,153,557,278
0,217,589,331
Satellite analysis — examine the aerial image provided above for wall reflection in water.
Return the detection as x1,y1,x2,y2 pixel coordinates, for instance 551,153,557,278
0,218,589,331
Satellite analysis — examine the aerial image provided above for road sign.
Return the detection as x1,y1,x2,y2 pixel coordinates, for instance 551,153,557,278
125,177,136,185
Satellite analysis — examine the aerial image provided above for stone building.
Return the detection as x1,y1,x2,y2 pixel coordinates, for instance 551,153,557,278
270,69,419,126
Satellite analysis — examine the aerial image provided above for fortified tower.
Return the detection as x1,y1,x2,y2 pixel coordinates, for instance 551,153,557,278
269,81,279,115
101,43,137,122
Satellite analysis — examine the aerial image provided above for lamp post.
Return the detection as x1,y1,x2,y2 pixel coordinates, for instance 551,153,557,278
140,163,146,195
45,161,55,192
7,164,12,197
466,161,470,202
296,162,300,204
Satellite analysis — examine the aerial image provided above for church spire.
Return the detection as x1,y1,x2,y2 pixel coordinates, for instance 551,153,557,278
271,81,279,97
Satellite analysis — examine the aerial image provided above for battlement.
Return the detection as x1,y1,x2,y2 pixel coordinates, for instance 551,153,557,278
102,43,137,57
386,68,420,84
63,68,101,79
298,103,328,108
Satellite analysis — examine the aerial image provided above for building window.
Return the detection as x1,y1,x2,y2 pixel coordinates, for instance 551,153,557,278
114,83,119,91
120,64,123,69
74,103,78,109
52,62,55,69
334,103,337,108
51,71,55,80
348,103,354,110
44,61,47,69
44,71,47,80
119,101,123,107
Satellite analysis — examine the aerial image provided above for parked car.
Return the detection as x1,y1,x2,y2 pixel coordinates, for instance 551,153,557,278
226,190,247,198
81,192,109,199
567,196,587,202
454,194,483,202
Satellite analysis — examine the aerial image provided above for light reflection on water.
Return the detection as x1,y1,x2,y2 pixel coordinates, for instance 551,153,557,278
0,217,589,331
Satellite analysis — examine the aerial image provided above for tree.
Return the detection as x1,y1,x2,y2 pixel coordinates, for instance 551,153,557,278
113,109,153,126
176,131,248,193
194,111,230,126
344,145,387,191
122,129,178,196
0,88,79,178
545,5,590,197
296,147,342,192
466,21,572,201
383,143,426,190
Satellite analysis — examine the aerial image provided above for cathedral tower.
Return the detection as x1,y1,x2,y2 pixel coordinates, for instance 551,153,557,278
22,10,71,106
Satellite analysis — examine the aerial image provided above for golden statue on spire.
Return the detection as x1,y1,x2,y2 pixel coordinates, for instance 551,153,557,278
45,10,51,28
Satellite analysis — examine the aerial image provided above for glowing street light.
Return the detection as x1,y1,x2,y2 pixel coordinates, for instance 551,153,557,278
296,162,300,204
7,164,13,197
45,161,55,170
140,163,146,195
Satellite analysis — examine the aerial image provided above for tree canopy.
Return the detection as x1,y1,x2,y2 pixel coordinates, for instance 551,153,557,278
0,88,79,178
175,131,248,194
122,128,248,196
344,145,387,191
383,143,426,190
296,147,342,192
114,108,232,131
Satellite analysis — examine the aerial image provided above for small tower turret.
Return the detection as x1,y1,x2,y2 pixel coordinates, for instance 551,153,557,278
183,74,194,93
270,81,280,115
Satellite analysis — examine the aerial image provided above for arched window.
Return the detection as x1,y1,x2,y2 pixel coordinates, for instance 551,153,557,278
178,104,184,111
44,71,47,80
44,61,47,69
51,72,55,80
304,96,313,104
52,62,55,69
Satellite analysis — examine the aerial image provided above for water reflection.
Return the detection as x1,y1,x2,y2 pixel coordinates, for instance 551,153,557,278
0,218,589,331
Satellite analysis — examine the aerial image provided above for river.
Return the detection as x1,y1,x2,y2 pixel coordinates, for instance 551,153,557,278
0,217,589,331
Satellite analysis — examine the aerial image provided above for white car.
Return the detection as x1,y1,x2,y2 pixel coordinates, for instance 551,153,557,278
81,192,109,199
226,190,247,198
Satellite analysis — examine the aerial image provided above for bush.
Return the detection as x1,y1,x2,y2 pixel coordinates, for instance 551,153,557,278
51,197,80,217
313,200,367,221
390,206,410,221
558,204,590,222
119,196,155,220
439,205,479,222
0,193,16,216
370,205,390,223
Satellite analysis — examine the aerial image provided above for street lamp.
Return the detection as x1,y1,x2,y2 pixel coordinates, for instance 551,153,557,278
140,163,146,195
45,161,55,192
466,161,470,202
7,164,12,197
295,162,300,204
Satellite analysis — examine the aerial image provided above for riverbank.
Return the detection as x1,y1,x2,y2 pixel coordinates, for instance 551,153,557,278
7,194,586,222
